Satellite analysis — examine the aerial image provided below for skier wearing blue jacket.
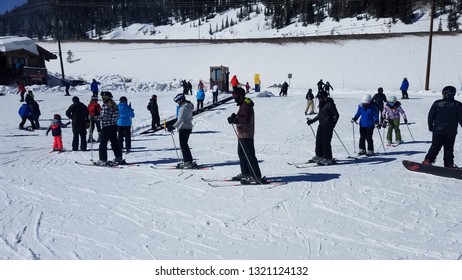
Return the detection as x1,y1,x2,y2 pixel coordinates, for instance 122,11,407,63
18,103,35,129
400,77,409,99
117,96,135,153
352,94,380,156
196,88,205,113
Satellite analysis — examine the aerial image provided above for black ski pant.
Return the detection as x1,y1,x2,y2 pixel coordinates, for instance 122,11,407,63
197,100,204,112
19,116,35,129
72,124,87,151
315,124,334,160
99,125,122,161
359,126,374,152
179,129,193,163
425,133,456,167
237,138,262,180
151,114,160,129
212,92,218,104
117,126,132,150
401,90,408,99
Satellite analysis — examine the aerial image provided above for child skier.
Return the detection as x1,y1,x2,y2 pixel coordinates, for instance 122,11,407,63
87,95,102,142
46,114,69,152
382,96,408,145
352,94,380,156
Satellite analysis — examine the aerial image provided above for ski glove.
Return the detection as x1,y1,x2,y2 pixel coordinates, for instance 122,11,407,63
167,126,175,132
351,118,358,123
404,119,408,124
375,122,381,129
227,113,237,124
46,131,49,136
306,118,314,125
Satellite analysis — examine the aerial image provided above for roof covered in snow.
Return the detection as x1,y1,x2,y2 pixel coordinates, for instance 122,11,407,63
0,36,39,55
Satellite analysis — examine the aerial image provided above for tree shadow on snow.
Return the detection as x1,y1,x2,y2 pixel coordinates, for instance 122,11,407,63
192,130,221,134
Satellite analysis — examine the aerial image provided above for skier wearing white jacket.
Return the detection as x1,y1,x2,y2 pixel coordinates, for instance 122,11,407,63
168,94,196,169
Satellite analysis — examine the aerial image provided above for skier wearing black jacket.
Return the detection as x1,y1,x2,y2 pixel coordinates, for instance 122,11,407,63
372,87,387,123
423,86,462,168
66,96,89,151
306,90,340,165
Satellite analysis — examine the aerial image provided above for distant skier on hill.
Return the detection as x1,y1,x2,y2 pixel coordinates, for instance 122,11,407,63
46,114,69,152
422,86,462,168
90,79,100,97
400,77,409,99
317,79,325,93
279,81,289,97
231,75,240,90
323,81,333,96
304,89,315,115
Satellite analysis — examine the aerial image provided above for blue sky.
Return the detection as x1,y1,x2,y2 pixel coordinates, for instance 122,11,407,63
0,0,27,14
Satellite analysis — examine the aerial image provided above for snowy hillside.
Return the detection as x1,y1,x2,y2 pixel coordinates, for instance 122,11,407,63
100,4,459,40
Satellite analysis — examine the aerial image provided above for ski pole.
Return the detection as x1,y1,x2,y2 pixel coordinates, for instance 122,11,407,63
405,123,415,142
170,132,181,164
308,123,316,138
376,127,387,154
352,122,356,154
232,124,258,180
334,128,353,158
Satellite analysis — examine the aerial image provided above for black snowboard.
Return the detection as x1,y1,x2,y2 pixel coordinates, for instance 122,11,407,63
402,160,462,180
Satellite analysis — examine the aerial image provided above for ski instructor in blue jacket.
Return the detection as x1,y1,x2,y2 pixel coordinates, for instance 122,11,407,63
423,86,462,168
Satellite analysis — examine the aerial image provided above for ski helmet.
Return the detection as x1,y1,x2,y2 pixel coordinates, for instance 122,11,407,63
317,90,328,99
53,114,61,120
388,96,397,105
151,94,157,100
442,86,456,97
232,87,246,97
378,87,383,93
72,96,79,103
101,91,113,100
361,94,372,104
173,93,185,103
119,96,128,103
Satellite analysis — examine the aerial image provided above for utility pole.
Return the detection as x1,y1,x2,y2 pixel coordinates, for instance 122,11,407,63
425,0,435,91
56,0,65,79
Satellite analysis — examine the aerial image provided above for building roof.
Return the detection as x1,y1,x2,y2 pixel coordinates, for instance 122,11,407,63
0,36,56,60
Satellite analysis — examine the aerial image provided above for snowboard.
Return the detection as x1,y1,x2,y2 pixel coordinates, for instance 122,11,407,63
402,160,462,180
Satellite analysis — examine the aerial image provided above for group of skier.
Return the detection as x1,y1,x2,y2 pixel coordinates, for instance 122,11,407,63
305,83,462,170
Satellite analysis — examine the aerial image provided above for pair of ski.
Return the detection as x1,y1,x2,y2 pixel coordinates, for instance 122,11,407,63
201,177,287,187
75,160,139,169
150,164,213,170
287,157,359,168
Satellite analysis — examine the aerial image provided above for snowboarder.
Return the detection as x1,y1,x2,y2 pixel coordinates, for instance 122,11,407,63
167,94,196,169
423,86,462,168
97,91,124,165
306,90,340,165
46,114,69,152
147,95,160,129
16,81,26,102
352,94,380,156
279,81,289,96
87,95,102,142
372,87,387,123
304,88,315,115
400,77,409,99
90,79,100,97
227,87,267,184
382,96,408,145
324,81,333,95
117,96,135,153
66,96,89,151
18,103,35,129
